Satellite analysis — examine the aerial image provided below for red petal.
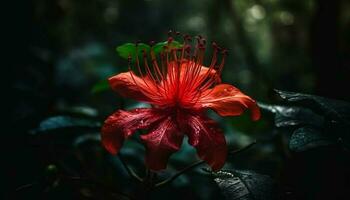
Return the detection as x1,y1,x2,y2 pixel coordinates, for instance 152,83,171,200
198,84,261,120
101,108,164,155
140,117,183,171
185,114,227,171
108,71,157,103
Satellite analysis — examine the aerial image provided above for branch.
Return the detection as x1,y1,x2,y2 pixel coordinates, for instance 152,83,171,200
229,140,257,156
118,154,142,182
155,160,205,188
155,141,257,188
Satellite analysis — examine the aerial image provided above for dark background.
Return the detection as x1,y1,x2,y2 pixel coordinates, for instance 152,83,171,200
6,0,350,199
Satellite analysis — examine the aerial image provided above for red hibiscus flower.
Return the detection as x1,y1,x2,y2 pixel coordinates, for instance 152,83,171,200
102,34,260,171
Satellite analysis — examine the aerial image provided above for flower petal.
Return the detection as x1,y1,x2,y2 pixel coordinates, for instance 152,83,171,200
185,114,227,171
198,84,260,120
140,117,183,171
101,108,165,155
108,71,157,102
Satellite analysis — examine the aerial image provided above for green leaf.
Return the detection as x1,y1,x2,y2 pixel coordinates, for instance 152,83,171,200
73,133,101,147
56,105,98,117
209,169,277,200
91,79,110,94
116,43,150,61
289,127,336,152
116,41,183,62
153,40,183,54
259,103,324,128
31,116,101,134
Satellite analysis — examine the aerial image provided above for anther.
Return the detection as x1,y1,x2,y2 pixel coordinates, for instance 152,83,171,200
185,45,191,52
167,37,174,44
195,36,201,43
183,34,192,42
212,42,218,49
142,49,147,57
198,43,205,50
221,49,228,55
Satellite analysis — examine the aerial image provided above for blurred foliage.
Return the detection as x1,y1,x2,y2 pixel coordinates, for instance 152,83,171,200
7,0,350,199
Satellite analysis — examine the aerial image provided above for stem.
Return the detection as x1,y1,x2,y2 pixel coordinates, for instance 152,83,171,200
135,169,156,200
229,140,257,156
144,169,156,188
118,154,142,182
155,160,205,188
155,141,257,188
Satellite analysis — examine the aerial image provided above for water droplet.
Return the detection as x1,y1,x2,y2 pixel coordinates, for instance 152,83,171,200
224,87,233,93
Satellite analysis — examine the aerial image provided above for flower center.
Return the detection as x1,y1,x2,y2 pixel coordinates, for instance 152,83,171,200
128,32,228,108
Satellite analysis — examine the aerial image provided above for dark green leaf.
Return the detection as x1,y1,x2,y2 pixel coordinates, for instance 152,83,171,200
91,79,110,94
210,169,277,200
73,133,101,147
116,43,150,61
153,41,183,54
259,103,324,128
56,105,98,117
289,127,336,152
275,89,350,125
116,41,182,60
260,96,350,151
31,116,101,134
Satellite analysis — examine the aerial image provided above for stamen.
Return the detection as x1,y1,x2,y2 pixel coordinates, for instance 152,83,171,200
168,30,173,37
125,34,228,107
150,49,163,82
142,49,157,85
134,42,143,77
183,34,192,42
167,36,174,44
